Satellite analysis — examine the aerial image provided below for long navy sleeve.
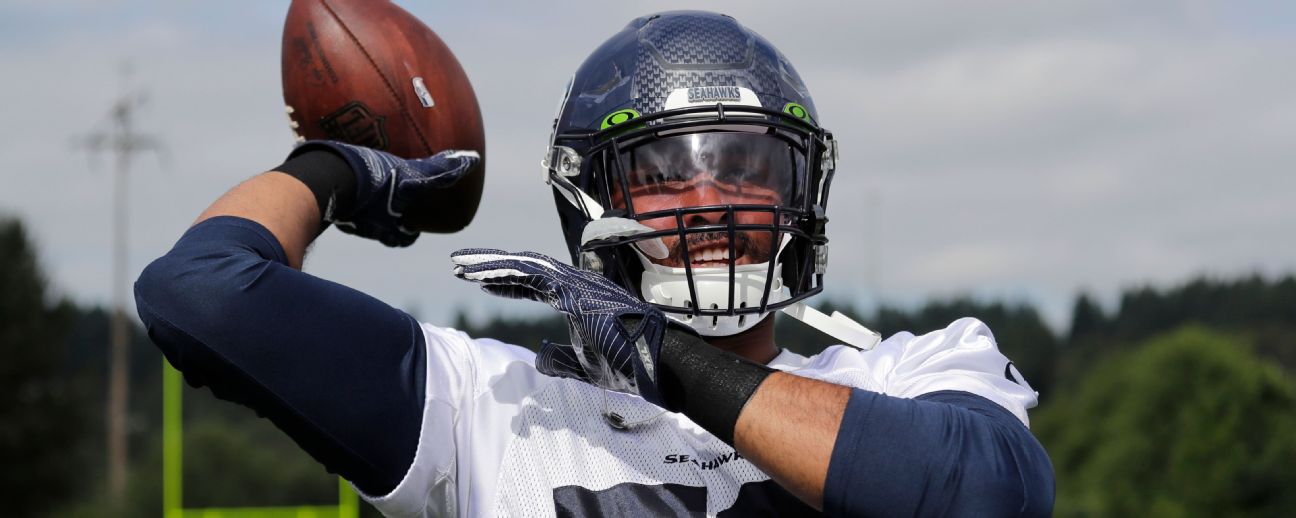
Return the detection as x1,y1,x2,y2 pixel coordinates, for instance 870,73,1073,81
133,216,426,495
823,389,1054,517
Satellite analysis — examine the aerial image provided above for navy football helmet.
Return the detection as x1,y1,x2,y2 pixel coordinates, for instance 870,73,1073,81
543,11,851,339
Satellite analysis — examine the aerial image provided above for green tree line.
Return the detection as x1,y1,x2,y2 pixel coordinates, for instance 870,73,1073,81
3,215,1293,516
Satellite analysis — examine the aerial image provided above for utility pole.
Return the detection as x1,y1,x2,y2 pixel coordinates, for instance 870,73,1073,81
78,63,162,504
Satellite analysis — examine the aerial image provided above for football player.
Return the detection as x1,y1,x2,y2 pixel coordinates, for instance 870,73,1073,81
136,11,1053,516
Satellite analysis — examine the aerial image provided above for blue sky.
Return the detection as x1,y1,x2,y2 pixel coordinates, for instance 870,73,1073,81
2,1,1294,333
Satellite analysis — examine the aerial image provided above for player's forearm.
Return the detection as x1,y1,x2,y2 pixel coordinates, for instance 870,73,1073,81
658,328,1053,515
733,372,847,510
654,328,844,509
659,352,849,509
195,172,322,269
702,374,1055,516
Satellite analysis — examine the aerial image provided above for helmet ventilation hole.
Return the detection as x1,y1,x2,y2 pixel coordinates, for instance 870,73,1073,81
738,302,748,326
684,300,694,322
710,303,720,329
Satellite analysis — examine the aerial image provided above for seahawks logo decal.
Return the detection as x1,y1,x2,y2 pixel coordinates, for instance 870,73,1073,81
687,85,742,103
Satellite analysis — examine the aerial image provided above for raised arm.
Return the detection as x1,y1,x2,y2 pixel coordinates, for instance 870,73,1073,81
135,144,477,495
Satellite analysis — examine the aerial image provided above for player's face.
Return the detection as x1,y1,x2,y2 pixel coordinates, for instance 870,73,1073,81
610,132,800,269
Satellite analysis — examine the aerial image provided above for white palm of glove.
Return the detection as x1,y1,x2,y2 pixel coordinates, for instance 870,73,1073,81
450,249,672,407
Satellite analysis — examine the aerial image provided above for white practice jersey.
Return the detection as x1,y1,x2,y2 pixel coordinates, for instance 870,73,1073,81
358,317,1038,517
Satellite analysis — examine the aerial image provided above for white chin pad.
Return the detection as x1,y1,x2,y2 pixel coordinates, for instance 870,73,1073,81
640,261,790,336
581,217,669,259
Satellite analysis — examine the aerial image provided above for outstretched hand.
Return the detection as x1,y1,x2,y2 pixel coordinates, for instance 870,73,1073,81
450,248,684,409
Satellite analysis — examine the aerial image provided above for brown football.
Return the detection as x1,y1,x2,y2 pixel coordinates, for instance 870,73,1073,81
281,0,485,233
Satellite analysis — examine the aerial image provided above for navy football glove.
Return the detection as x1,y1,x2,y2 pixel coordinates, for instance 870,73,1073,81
450,248,682,409
293,141,478,247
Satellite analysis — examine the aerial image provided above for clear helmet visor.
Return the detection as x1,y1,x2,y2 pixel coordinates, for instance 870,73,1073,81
609,131,807,268
615,131,806,210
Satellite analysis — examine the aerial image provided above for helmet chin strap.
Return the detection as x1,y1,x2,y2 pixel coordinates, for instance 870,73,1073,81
780,302,881,350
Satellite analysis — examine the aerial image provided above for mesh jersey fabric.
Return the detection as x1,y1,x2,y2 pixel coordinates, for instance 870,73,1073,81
361,317,1038,517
